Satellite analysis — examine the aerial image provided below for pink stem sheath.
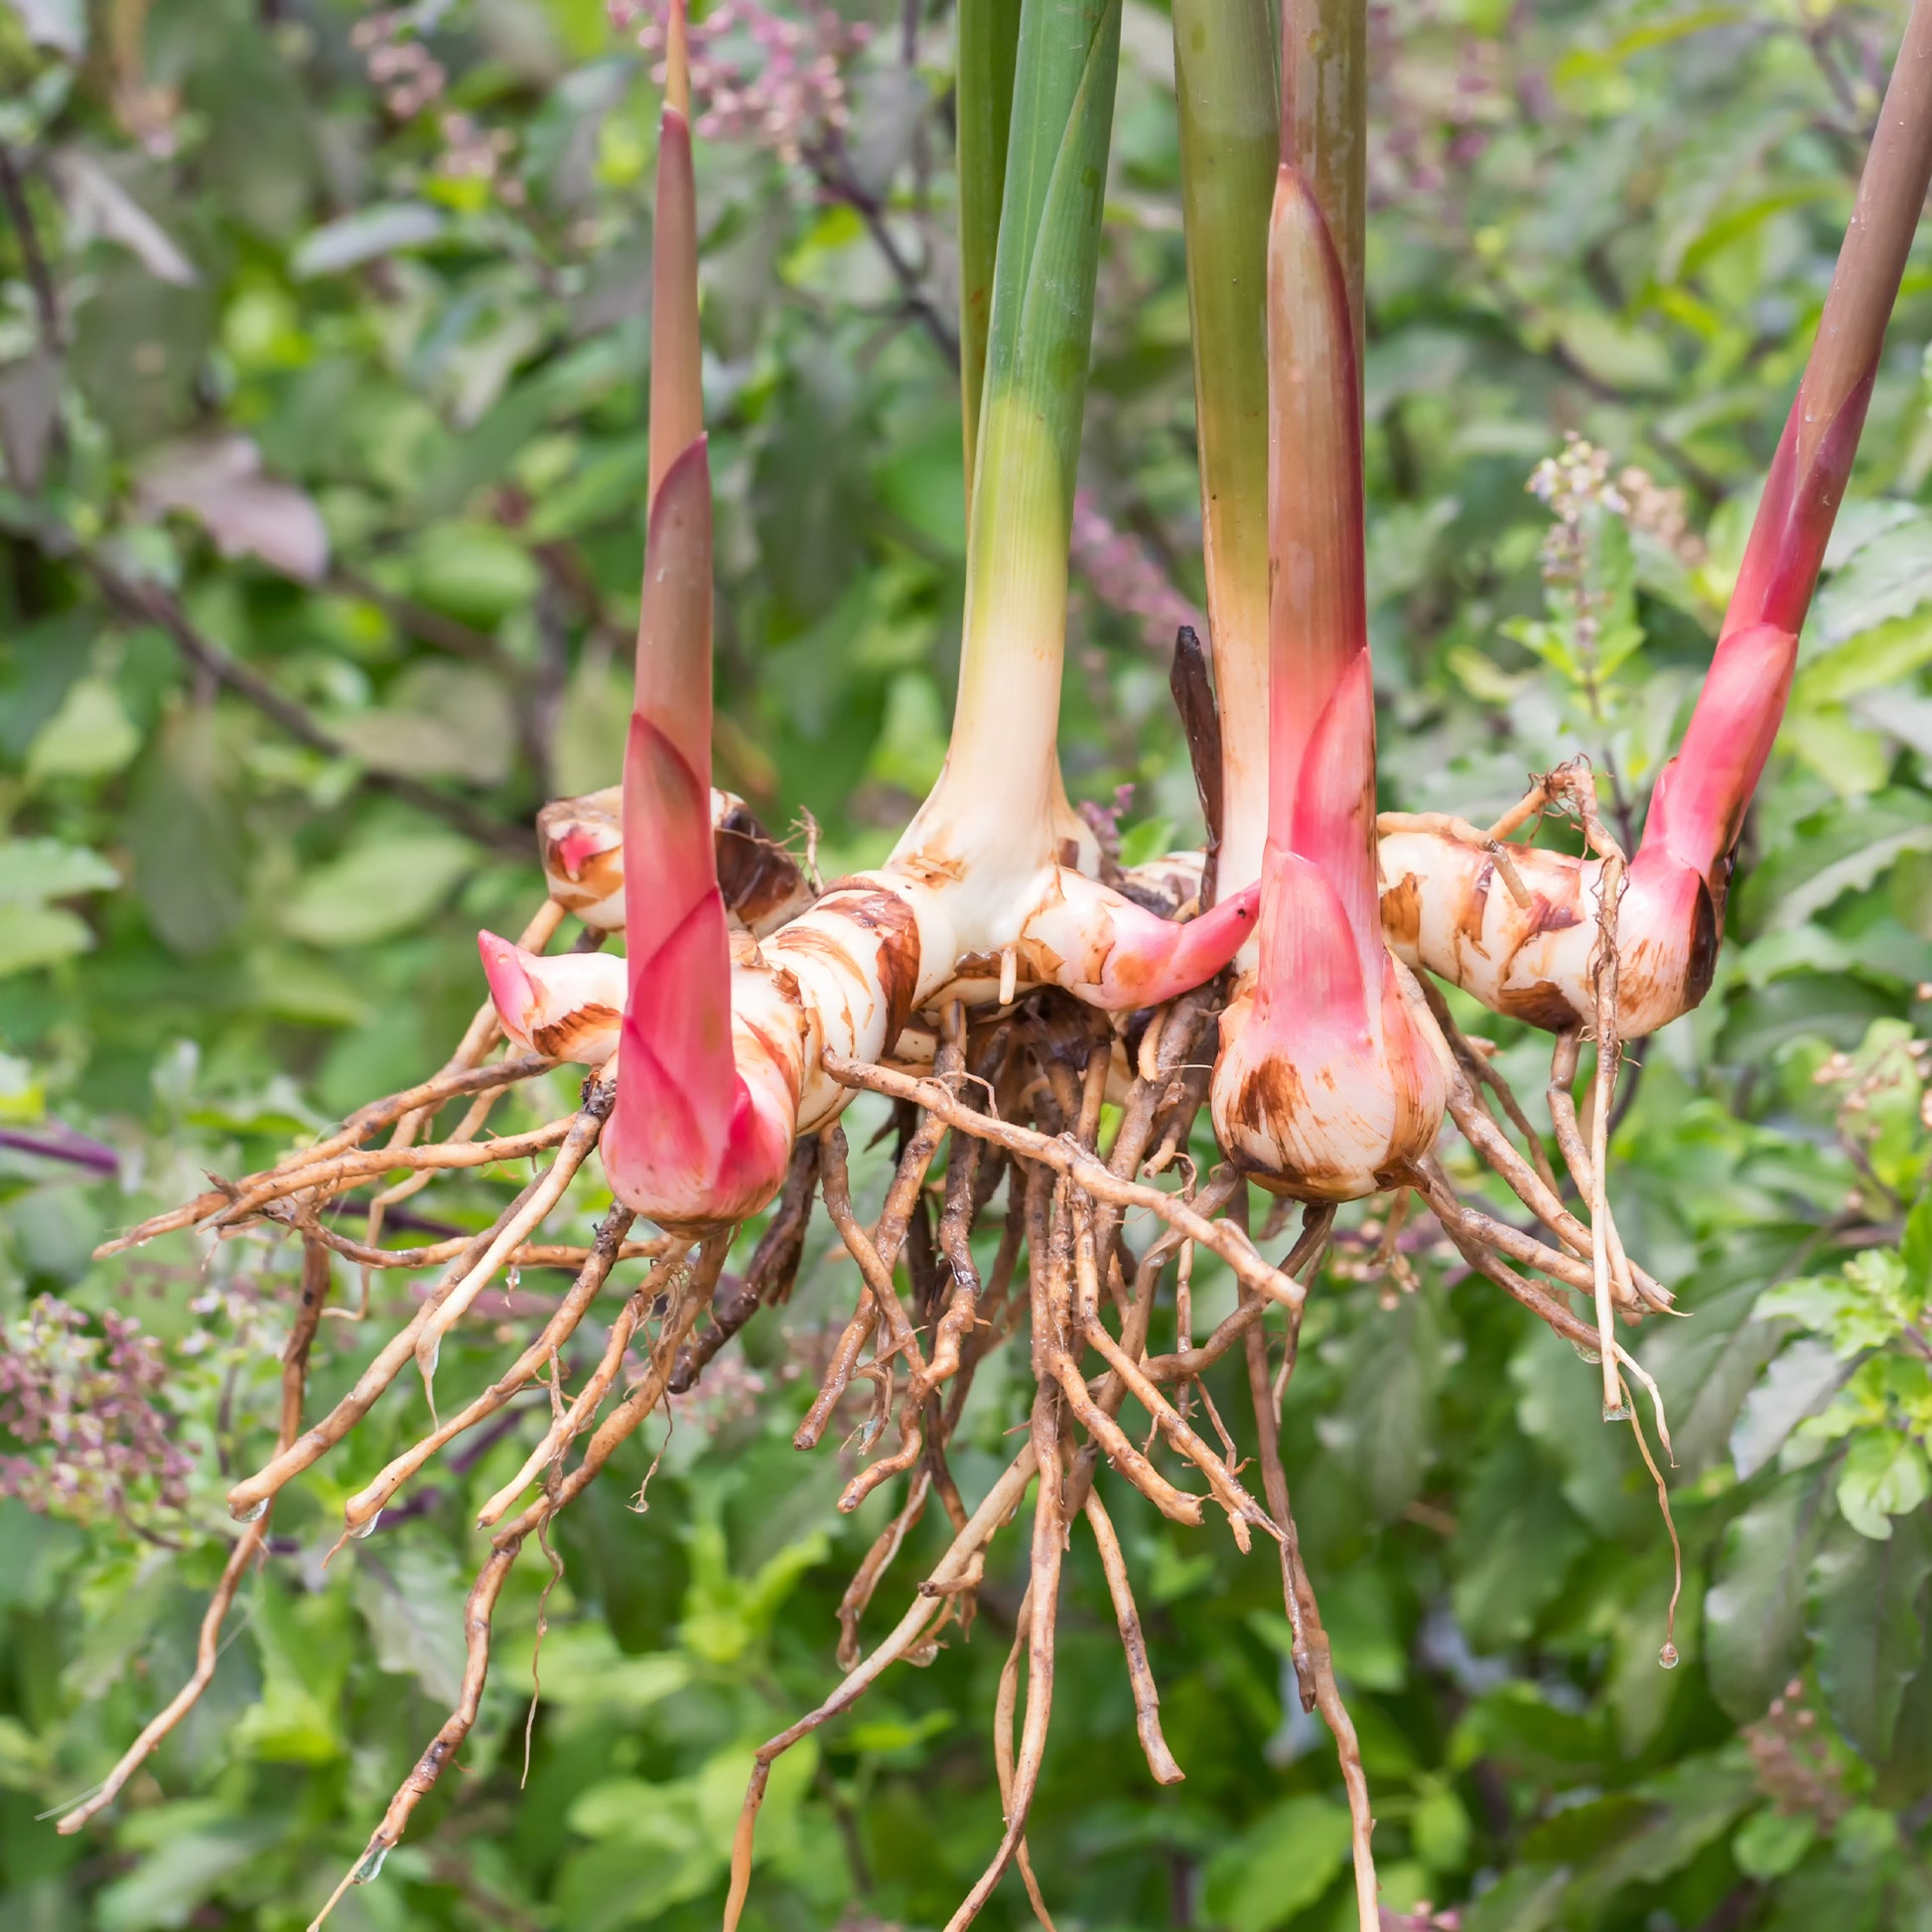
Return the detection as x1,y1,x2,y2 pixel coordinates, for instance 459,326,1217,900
595,27,794,1227
600,441,793,1224
1211,163,1445,1201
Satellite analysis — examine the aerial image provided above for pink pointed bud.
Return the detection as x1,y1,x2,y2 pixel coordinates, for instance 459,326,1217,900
1032,875,1260,1011
1089,883,1260,1010
594,34,796,1227
537,787,623,926
478,932,626,1064
1388,2,1932,1044
537,785,810,936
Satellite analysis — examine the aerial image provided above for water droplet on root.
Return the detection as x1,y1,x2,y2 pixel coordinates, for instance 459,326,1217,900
354,1844,389,1883
233,1497,269,1523
349,1508,383,1541
1658,1641,1680,1670
1602,1401,1633,1423
1571,1340,1602,1364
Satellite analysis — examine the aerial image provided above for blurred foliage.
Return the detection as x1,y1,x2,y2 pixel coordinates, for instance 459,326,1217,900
3,0,1932,1928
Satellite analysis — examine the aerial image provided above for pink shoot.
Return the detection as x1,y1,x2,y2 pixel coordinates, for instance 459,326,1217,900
1210,26,1445,1204
483,0,1273,1234
598,6,792,1225
1639,0,1932,896
1383,0,1932,1041
479,2,793,1224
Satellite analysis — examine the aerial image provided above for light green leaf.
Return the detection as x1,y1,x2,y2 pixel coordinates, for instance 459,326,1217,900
1795,610,1932,704
1759,1251,1920,1357
1201,1794,1352,1932
0,838,119,904
353,1541,469,1706
1732,1805,1817,1880
867,672,950,795
406,521,541,626
1731,1339,1846,1479
526,436,652,541
282,831,477,947
1837,1430,1930,1541
292,202,445,278
1413,1778,1473,1871
0,903,94,976
26,676,141,782
1779,705,1891,800
1555,311,1675,392
522,1622,692,1716
1814,516,1932,644
334,661,518,786
552,651,629,797
94,1816,282,1932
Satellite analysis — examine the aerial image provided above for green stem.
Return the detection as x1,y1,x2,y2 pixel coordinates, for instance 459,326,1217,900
957,0,1023,505
1174,0,1279,905
915,0,1123,845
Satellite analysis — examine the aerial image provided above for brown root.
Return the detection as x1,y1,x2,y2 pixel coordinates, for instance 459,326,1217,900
1243,1311,1379,1932
342,1207,641,1534
1084,1487,1184,1786
314,1229,735,1929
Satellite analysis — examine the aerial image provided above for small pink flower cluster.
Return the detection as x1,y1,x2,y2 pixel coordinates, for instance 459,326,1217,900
608,1,873,164
352,9,525,202
1530,433,1707,585
1368,0,1507,213
0,1296,192,1525
1069,490,1207,652
665,1349,768,1434
440,111,527,206
1745,1678,1849,1827
351,9,448,121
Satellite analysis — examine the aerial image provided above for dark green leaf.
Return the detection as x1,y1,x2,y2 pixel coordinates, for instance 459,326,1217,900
1808,1506,1932,1762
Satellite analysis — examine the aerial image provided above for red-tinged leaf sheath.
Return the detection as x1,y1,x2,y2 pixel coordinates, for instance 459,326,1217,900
1383,0,1932,1047
1209,156,1445,1203
1279,0,1366,361
600,443,790,1224
648,9,702,509
1263,166,1372,952
663,0,690,119
1639,0,1932,886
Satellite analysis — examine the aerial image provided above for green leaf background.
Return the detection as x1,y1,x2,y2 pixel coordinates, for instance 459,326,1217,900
3,1,1932,1929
